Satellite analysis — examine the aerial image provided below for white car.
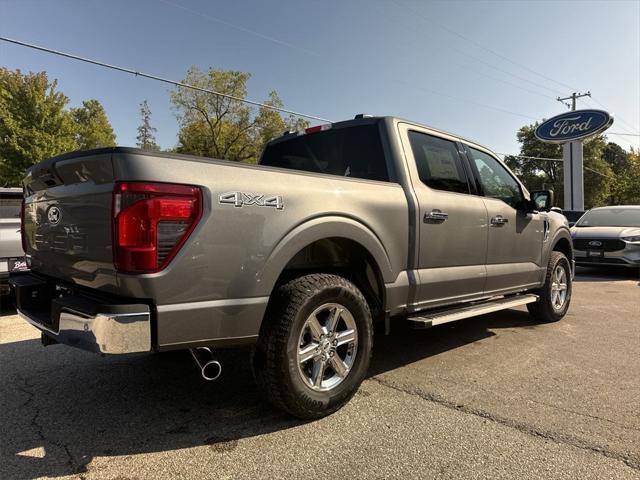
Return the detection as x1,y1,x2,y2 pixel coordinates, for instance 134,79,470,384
571,206,640,268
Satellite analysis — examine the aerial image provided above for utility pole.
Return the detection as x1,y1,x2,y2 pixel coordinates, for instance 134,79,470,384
556,91,590,211
556,91,591,111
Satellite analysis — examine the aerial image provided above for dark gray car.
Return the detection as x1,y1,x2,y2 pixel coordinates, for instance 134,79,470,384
10,116,574,418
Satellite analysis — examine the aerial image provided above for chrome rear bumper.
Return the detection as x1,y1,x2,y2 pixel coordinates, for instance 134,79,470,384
17,307,151,354
10,273,151,355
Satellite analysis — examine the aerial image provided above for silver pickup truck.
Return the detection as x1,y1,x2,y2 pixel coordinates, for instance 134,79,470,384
1,187,29,296
11,115,573,419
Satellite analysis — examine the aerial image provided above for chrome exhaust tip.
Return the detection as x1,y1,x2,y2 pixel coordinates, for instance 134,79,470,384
189,347,222,381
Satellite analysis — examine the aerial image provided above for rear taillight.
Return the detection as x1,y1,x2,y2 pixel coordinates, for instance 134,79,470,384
20,198,26,252
113,182,202,273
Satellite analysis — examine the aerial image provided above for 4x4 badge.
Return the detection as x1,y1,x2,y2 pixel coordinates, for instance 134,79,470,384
219,192,284,210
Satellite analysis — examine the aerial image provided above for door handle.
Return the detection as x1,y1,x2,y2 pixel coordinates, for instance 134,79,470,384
490,215,509,226
424,210,449,223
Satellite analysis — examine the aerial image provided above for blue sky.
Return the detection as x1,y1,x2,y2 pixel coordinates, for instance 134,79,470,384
1,0,639,155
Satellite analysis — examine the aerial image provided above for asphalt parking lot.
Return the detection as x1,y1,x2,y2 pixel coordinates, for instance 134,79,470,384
0,267,638,480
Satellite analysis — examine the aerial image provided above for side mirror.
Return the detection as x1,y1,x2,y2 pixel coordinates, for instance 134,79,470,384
530,190,554,212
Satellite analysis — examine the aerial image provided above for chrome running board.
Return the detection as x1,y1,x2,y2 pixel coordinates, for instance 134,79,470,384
407,294,539,329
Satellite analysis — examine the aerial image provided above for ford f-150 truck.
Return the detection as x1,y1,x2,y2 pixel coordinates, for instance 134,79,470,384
10,115,574,419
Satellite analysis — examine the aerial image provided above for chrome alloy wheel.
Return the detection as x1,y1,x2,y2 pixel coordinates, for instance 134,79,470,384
550,264,568,310
296,303,358,392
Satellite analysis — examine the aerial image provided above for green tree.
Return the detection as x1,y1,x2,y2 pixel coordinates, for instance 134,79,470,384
71,99,116,150
602,141,629,172
581,135,613,208
171,66,308,163
504,123,563,197
609,147,640,204
136,100,160,151
0,69,77,186
505,122,614,208
621,150,640,204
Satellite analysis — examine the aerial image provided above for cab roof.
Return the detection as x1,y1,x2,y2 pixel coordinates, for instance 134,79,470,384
268,115,499,157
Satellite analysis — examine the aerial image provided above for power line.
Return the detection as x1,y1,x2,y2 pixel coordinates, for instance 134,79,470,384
0,35,626,183
3,36,635,155
0,36,333,123
450,46,562,97
375,1,562,109
584,166,616,180
164,0,561,110
587,96,640,135
460,64,557,103
388,0,577,95
498,154,616,180
387,0,639,139
497,153,562,162
380,1,564,97
397,80,538,120
0,34,551,130
556,91,591,111
553,94,639,146
605,132,640,149
156,0,319,57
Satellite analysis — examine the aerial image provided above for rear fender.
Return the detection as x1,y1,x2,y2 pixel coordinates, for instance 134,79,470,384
260,215,394,294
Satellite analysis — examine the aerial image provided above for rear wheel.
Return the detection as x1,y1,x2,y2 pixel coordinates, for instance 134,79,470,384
252,273,373,419
527,251,572,322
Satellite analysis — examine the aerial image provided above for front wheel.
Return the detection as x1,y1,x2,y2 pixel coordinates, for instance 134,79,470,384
252,273,373,419
527,251,572,322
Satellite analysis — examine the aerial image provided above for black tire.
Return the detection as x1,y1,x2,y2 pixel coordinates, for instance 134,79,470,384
252,273,373,419
527,251,572,323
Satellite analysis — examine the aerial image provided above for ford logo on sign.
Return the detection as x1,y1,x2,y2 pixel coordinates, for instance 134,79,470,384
535,109,613,143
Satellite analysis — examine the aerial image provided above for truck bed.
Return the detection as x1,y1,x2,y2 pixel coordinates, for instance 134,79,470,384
21,147,409,348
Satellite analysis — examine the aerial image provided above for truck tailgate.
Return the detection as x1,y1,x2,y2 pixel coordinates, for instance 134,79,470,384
23,152,116,286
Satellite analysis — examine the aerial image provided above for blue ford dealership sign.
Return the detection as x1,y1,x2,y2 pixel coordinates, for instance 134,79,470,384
535,109,614,143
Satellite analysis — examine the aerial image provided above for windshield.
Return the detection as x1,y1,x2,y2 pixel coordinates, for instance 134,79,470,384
575,208,640,228
260,124,389,182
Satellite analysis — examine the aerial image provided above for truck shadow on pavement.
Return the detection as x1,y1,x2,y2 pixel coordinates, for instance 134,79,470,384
0,309,539,479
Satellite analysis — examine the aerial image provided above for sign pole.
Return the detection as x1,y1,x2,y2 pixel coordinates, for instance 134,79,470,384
563,141,584,211
554,92,591,212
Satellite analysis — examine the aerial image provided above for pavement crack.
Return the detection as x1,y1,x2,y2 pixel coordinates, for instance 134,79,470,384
15,373,80,473
369,375,640,471
526,398,640,433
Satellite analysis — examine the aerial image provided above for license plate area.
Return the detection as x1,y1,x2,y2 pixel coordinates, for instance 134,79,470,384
587,250,604,258
1,257,28,273
9,257,29,272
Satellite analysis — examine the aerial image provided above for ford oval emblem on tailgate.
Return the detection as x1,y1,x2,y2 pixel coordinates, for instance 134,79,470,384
588,240,602,247
47,205,62,226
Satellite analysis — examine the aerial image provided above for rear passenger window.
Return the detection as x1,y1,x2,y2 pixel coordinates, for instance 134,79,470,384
408,131,470,194
260,125,389,182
